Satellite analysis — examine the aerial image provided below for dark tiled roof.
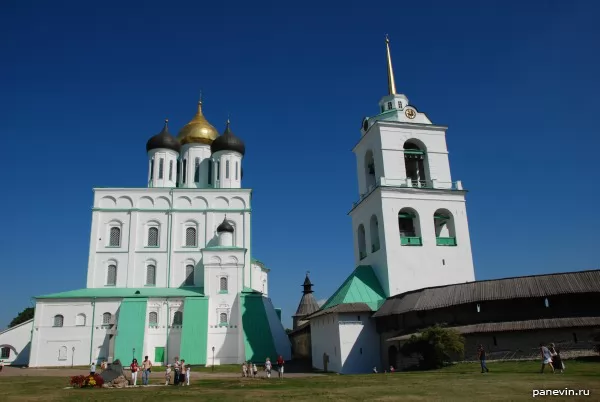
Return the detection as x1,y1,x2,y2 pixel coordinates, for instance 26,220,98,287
305,302,373,320
387,316,600,341
293,293,320,318
287,321,310,336
374,270,600,318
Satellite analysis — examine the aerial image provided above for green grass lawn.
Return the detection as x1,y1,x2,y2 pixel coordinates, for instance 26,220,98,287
1,360,599,401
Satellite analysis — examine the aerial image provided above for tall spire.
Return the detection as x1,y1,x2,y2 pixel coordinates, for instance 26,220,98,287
385,34,397,95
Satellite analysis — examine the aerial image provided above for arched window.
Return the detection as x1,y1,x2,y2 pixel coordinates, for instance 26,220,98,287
173,311,183,326
434,209,457,246
370,215,380,252
235,161,239,180
53,315,64,327
357,224,367,260
149,311,158,326
158,158,164,179
169,160,173,181
148,227,159,247
146,264,156,286
182,159,187,183
109,227,121,247
185,227,197,247
185,264,194,286
364,150,376,190
76,313,86,326
107,264,117,286
399,208,422,246
226,160,230,178
220,277,228,293
403,140,428,187
219,312,228,325
194,157,200,182
102,313,112,325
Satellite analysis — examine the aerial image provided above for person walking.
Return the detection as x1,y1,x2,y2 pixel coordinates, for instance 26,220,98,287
130,358,140,386
540,343,555,373
165,364,172,385
549,343,564,373
276,355,285,379
142,355,152,385
478,345,489,373
265,357,272,378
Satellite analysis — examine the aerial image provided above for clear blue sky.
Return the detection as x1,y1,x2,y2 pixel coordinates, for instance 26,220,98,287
1,0,599,330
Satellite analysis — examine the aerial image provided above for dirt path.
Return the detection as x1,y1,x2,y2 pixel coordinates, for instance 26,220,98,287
0,366,322,379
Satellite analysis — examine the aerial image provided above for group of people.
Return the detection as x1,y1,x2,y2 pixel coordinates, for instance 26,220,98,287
128,356,157,386
477,343,566,374
242,356,285,379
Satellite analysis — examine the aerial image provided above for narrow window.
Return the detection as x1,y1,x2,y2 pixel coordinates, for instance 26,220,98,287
150,159,154,180
107,264,117,286
216,161,220,180
208,160,213,185
53,315,64,327
442,259,446,266
0,347,9,359
183,159,187,183
387,101,392,110
220,277,228,292
109,227,121,247
185,264,194,286
397,101,402,109
226,160,230,179
572,332,578,343
219,312,228,324
102,313,111,325
158,158,164,179
76,314,86,326
404,141,427,187
194,157,200,182
146,264,156,286
357,224,366,260
149,312,158,326
185,227,197,247
235,161,239,180
169,160,173,181
476,303,481,313
493,336,498,346
173,311,183,326
544,298,550,308
148,227,159,247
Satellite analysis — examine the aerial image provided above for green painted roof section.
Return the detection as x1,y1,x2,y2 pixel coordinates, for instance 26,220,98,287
240,293,277,362
35,287,205,299
320,265,386,311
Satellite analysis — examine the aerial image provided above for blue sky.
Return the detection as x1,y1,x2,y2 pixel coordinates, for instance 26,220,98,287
1,0,599,329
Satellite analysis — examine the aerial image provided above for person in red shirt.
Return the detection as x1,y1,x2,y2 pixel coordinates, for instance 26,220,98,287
276,355,285,379
130,358,139,386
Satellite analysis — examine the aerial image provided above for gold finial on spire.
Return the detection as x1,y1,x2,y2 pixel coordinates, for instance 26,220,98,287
385,34,397,95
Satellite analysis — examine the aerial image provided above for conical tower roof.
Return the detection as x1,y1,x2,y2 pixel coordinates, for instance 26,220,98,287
293,273,319,318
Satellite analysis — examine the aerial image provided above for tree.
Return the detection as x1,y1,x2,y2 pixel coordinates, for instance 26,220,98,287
9,307,34,328
400,324,465,370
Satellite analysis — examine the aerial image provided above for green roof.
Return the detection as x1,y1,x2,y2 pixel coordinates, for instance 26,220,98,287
35,287,205,299
320,265,386,311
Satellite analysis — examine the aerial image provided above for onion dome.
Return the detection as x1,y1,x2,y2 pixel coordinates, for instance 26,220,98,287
217,217,234,233
211,120,246,156
177,101,219,146
146,119,181,153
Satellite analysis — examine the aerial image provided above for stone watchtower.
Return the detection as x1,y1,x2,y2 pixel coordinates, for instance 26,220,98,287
292,273,319,329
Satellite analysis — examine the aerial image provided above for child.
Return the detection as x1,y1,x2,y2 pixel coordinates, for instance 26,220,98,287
265,357,272,378
165,364,172,386
252,363,258,378
186,363,191,386
242,361,248,377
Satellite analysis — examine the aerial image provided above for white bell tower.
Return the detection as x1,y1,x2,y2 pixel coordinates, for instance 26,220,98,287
349,36,475,297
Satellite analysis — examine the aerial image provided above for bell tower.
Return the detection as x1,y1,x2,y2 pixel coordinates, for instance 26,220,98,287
349,36,475,297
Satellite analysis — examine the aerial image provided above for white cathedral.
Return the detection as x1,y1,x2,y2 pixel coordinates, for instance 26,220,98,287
0,102,291,367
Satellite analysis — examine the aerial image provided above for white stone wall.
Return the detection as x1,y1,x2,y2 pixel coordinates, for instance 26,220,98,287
144,298,184,365
0,319,33,365
29,299,121,367
338,314,380,374
148,149,179,188
212,150,243,189
179,144,213,189
310,314,342,372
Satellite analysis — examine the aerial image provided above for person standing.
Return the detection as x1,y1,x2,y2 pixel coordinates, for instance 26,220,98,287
165,364,172,386
90,361,96,376
265,357,272,378
142,355,152,385
179,360,186,386
173,357,180,386
276,355,285,379
186,363,191,386
549,343,564,373
478,345,489,373
540,343,555,373
130,358,139,386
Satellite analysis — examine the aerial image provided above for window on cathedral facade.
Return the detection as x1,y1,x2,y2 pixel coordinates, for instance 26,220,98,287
183,159,187,183
398,101,402,109
208,160,213,185
185,264,194,286
364,150,376,190
109,227,121,247
185,227,197,247
107,264,117,286
158,158,164,179
102,313,112,325
219,277,228,293
219,312,228,325
0,347,9,359
76,314,86,326
226,161,230,179
149,311,158,326
53,315,64,327
403,140,428,187
387,101,392,110
194,158,200,182
169,160,173,181
148,227,159,247
146,264,156,286
399,208,422,246
235,161,239,180
434,210,457,246
370,215,380,252
216,161,220,180
357,224,366,260
150,159,154,180
173,311,183,326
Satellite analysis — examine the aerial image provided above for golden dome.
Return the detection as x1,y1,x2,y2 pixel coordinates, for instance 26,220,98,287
177,101,219,145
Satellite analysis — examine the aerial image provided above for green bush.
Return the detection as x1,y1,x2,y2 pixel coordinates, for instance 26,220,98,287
400,324,465,370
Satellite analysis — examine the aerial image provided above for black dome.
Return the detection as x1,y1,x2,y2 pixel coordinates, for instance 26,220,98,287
217,218,234,233
211,121,245,156
146,120,181,153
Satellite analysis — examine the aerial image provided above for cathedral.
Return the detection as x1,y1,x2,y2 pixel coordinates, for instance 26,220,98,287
0,101,291,367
